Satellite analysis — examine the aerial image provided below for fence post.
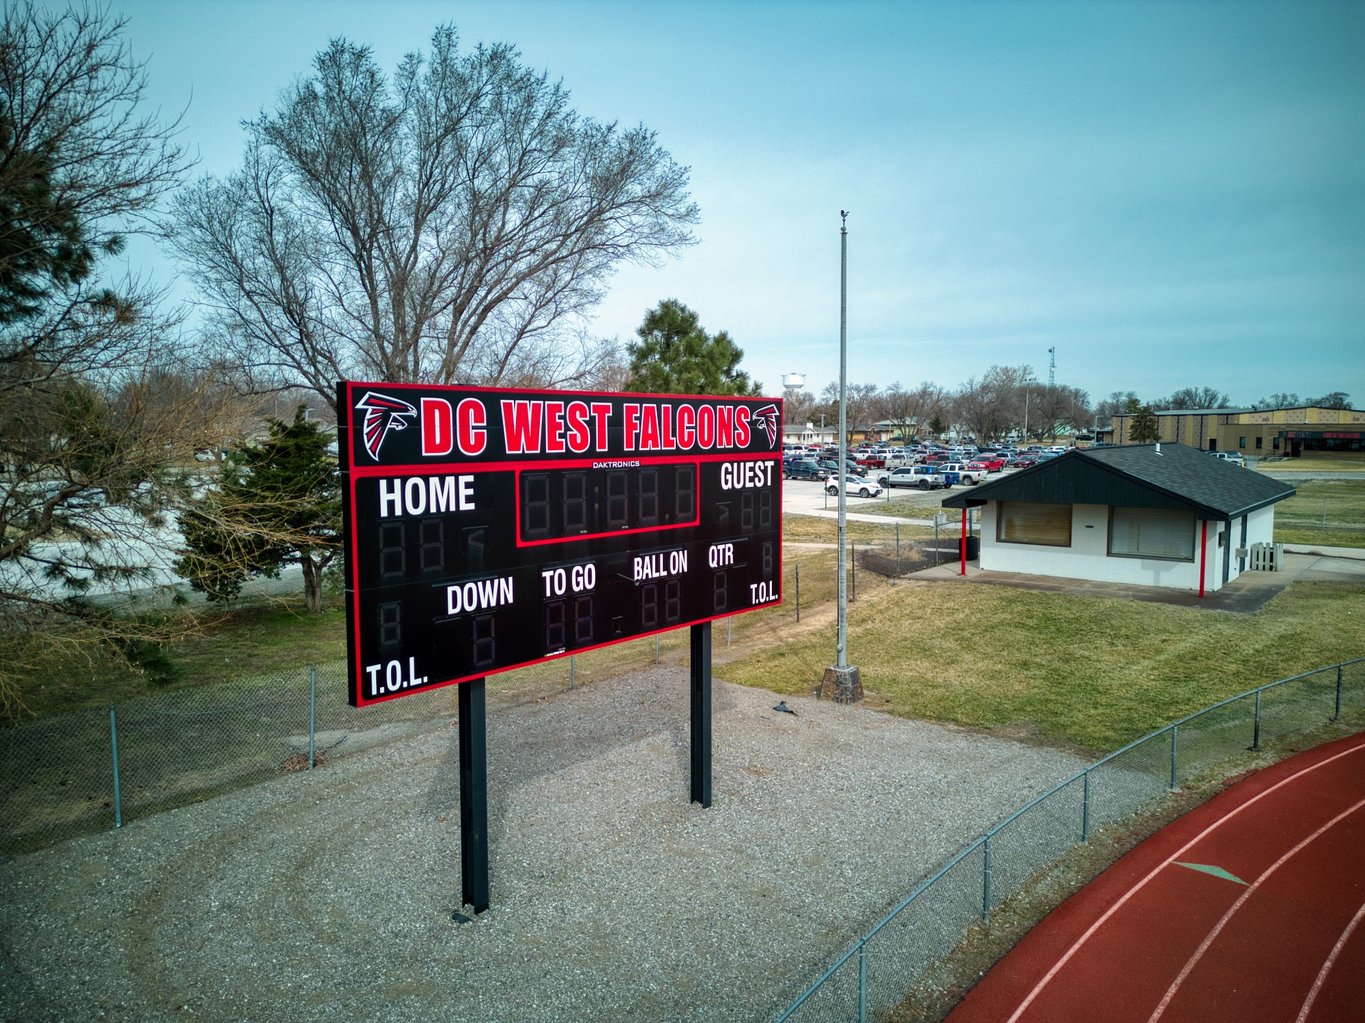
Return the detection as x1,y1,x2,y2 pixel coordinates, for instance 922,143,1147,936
570,655,577,689
1249,689,1262,752
309,665,318,769
851,542,857,601
858,938,869,1023
1168,725,1179,791
981,834,992,923
1333,665,1343,722
795,564,801,623
1081,769,1091,843
108,706,123,830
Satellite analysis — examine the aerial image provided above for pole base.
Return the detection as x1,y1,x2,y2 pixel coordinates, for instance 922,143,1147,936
818,665,863,704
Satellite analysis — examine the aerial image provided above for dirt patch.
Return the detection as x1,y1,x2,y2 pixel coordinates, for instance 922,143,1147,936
860,541,959,578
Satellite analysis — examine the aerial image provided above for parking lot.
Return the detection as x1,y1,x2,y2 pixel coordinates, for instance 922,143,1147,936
780,475,958,523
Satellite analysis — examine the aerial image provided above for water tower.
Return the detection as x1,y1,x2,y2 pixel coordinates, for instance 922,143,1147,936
781,372,805,394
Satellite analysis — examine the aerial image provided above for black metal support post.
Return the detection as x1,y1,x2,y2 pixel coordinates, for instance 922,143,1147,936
458,677,490,913
690,623,712,808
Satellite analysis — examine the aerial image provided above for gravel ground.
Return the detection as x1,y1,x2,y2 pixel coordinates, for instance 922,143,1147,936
0,668,1083,1023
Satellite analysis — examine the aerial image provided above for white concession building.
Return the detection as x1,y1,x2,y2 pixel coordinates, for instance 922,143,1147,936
942,444,1296,595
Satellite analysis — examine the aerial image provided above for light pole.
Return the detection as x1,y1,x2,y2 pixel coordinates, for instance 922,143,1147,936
821,210,862,703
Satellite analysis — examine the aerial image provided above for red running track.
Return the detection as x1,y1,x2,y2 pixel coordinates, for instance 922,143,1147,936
946,731,1365,1023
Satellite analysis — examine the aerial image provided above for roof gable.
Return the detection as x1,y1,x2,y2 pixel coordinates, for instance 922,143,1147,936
942,444,1295,519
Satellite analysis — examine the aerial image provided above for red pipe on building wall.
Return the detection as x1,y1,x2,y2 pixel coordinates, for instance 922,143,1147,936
1198,519,1208,598
960,508,968,576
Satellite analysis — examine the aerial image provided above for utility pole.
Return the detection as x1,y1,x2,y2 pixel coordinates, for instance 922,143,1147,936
821,210,862,703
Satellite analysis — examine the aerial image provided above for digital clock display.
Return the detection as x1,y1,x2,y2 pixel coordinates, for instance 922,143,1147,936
338,383,783,707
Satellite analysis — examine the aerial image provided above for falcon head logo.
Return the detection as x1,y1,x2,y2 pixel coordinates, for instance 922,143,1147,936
355,391,417,461
754,403,780,448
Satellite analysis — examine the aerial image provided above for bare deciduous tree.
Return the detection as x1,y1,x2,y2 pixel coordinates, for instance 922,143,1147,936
819,381,881,443
881,380,948,442
0,2,245,714
173,26,699,408
1162,386,1230,410
1029,383,1092,440
955,365,1028,444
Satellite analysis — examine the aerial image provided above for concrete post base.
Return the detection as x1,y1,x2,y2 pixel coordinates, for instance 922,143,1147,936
819,665,863,703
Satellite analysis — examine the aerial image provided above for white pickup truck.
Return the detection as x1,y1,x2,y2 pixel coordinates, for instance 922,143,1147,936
935,462,981,485
876,465,952,490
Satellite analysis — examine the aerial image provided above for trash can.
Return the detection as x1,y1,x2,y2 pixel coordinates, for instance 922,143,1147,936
964,537,980,560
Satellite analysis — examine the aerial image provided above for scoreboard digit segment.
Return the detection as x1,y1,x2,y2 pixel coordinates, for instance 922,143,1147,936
338,383,784,707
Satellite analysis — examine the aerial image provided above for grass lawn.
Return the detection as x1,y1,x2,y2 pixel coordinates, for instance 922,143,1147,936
717,570,1365,755
1257,455,1365,474
6,601,353,719
1272,478,1365,548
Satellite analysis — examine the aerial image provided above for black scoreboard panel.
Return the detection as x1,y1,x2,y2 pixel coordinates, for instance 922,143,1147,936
338,383,783,707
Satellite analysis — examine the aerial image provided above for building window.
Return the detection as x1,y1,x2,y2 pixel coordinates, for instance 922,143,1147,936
1108,507,1196,561
997,502,1072,547
1255,436,1263,450
1238,436,1247,450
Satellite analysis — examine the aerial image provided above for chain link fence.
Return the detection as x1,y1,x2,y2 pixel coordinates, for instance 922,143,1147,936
0,660,501,857
2,547,867,859
0,625,801,860
773,657,1365,1023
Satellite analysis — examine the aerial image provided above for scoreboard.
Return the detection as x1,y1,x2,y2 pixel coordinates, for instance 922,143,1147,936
338,382,784,707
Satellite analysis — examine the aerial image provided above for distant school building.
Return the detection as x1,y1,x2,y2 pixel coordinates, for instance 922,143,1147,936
1106,405,1365,459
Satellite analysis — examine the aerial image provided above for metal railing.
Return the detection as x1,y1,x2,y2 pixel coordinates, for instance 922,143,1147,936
773,658,1364,1023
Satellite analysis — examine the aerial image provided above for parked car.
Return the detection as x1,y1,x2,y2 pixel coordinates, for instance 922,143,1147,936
785,460,825,481
877,465,950,490
826,474,882,498
970,455,1007,473
1208,451,1247,467
818,458,866,477
936,462,980,485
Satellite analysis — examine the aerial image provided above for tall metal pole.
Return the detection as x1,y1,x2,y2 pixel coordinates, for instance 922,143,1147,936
836,211,849,670
820,211,862,703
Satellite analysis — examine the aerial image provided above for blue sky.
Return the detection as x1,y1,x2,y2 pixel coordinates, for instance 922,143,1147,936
106,0,1364,407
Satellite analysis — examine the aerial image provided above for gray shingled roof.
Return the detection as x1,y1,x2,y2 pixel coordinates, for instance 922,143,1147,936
942,443,1295,519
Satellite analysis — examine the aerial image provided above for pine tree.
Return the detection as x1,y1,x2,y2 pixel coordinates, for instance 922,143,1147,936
177,409,340,612
1130,404,1161,443
625,299,761,395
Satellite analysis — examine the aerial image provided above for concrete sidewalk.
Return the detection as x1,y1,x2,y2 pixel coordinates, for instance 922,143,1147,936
903,545,1365,613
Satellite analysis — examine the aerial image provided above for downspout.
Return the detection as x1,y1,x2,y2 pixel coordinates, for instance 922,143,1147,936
1198,519,1208,598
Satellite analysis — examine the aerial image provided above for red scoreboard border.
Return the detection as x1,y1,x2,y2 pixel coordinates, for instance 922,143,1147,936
338,381,784,707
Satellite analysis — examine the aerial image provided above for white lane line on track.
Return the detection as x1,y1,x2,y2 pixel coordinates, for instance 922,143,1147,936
1145,797,1365,1023
1295,898,1365,1023
1002,738,1365,1023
